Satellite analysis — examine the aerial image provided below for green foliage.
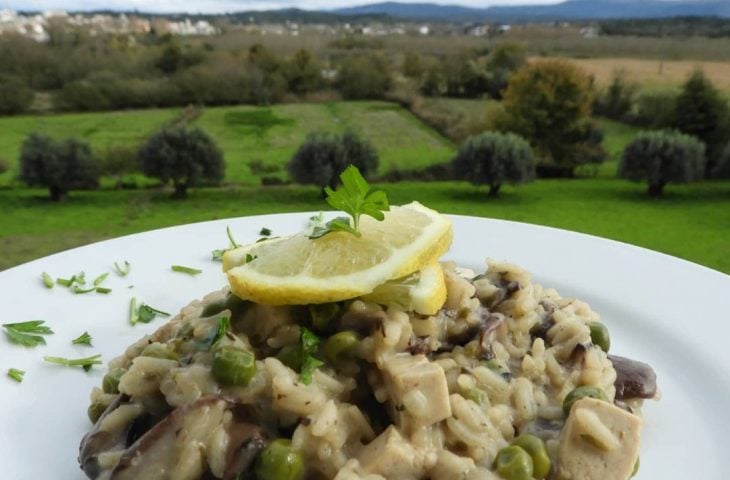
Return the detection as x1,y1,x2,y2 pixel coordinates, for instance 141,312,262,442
628,88,677,129
0,74,34,115
484,43,527,100
283,49,322,94
618,130,706,196
673,70,730,174
19,134,99,201
138,127,224,198
0,157,7,175
594,72,637,121
288,130,378,190
336,55,391,100
498,60,599,176
452,132,536,196
402,52,424,79
713,143,730,179
100,145,139,188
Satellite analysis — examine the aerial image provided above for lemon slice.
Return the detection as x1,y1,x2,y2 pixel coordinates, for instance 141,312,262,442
223,202,452,305
361,262,446,315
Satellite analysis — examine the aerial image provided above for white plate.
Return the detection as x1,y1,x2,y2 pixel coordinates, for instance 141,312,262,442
1,213,729,479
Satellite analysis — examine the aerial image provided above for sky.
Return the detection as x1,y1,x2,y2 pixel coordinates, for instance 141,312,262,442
0,0,565,14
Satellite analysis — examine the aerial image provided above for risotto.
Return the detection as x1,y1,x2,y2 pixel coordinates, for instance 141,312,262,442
79,259,657,480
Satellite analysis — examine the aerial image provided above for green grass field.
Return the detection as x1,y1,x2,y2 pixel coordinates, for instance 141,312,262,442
0,101,453,186
2,179,728,273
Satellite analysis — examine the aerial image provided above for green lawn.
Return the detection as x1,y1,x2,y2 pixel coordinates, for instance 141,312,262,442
0,101,454,186
2,179,728,273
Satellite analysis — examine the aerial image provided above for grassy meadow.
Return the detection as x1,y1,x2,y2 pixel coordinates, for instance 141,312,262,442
1,100,728,274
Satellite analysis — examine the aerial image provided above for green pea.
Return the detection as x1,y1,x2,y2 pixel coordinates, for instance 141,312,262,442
140,342,178,361
323,331,359,364
87,400,108,424
277,345,303,371
212,346,256,386
309,303,340,330
512,434,551,479
588,321,611,352
102,367,126,394
255,438,305,480
632,457,640,477
493,445,533,480
562,386,609,416
463,388,488,406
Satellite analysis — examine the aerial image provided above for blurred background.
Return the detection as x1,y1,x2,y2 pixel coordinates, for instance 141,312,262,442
0,0,728,272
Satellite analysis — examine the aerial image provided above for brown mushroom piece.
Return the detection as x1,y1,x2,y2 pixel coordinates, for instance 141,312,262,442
107,396,270,480
609,354,658,400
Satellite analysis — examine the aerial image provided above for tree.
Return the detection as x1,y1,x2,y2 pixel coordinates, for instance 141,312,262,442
452,132,536,197
713,143,730,179
289,130,379,192
19,134,99,201
498,60,598,176
138,127,224,199
618,130,705,197
593,71,636,121
336,55,391,100
283,49,322,94
484,43,526,99
402,52,424,79
0,74,34,115
673,70,730,176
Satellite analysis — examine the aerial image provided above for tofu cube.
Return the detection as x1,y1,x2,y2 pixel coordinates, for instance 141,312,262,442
357,426,421,479
558,397,642,480
383,354,451,428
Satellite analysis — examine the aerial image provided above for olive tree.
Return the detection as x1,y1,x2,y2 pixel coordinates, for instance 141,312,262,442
288,130,378,192
618,130,705,197
498,60,598,177
19,134,99,201
452,132,536,197
138,127,224,199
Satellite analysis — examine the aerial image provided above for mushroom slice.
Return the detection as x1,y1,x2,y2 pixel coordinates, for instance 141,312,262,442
609,355,658,400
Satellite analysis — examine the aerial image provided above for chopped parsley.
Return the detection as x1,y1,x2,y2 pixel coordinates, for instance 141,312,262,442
7,368,25,383
41,272,54,289
2,320,54,347
129,297,171,325
245,254,257,263
308,165,389,239
259,227,272,236
44,354,102,372
93,272,109,286
212,226,240,261
171,265,203,276
57,272,85,287
197,316,230,350
299,327,324,385
72,331,93,346
114,261,131,277
96,287,112,294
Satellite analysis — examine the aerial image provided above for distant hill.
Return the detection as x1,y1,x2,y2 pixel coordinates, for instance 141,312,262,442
333,1,730,21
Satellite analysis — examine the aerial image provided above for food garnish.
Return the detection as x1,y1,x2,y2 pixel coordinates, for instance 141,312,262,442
72,331,93,346
113,261,131,277
3,320,53,347
44,354,102,371
171,265,203,275
41,272,54,288
7,368,25,383
129,297,171,325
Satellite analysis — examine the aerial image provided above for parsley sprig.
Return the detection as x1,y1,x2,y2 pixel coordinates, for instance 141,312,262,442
44,354,102,372
3,320,54,347
114,261,131,277
299,327,324,385
212,226,240,261
72,331,93,346
129,298,171,325
309,165,389,239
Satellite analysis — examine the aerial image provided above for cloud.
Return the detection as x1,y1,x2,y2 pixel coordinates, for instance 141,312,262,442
1,0,563,14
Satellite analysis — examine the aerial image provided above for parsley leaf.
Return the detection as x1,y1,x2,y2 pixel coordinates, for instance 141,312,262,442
114,261,131,277
41,272,54,289
72,331,93,346
308,165,389,239
96,287,112,294
299,327,323,385
7,368,25,383
171,265,203,276
93,272,109,287
212,226,240,261
3,320,54,347
129,298,171,325
44,354,102,372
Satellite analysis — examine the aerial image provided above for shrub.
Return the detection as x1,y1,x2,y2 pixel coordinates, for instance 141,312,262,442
628,88,677,129
713,143,730,179
593,72,636,121
673,70,730,175
289,130,379,191
100,145,139,189
19,134,99,201
402,52,424,79
484,43,527,99
498,60,598,176
138,127,224,199
452,132,536,197
283,49,322,95
0,74,34,115
618,130,705,197
336,55,391,100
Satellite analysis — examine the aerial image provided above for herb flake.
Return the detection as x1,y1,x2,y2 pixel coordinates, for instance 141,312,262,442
171,265,202,276
114,261,131,277
72,331,93,346
130,298,170,325
41,272,54,289
7,368,25,383
299,327,323,385
44,354,102,372
3,320,53,347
